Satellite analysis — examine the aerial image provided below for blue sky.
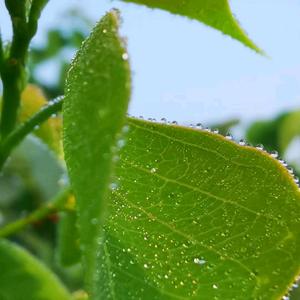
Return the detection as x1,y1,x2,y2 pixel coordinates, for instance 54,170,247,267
1,0,300,127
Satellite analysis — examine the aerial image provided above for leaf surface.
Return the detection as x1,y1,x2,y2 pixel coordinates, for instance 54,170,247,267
95,118,300,299
122,0,261,52
0,239,71,300
63,10,131,295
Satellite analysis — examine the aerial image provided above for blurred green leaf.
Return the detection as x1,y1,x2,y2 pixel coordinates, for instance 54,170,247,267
63,10,131,295
57,210,81,267
122,0,262,52
278,110,300,154
210,118,239,136
0,239,71,299
246,111,300,159
94,118,300,299
246,113,288,155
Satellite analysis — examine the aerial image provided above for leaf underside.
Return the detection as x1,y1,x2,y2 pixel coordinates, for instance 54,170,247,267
95,118,300,300
0,239,71,300
122,0,262,53
63,10,131,296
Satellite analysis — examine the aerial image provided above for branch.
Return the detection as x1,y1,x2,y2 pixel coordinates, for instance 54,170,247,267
0,188,72,238
0,96,63,169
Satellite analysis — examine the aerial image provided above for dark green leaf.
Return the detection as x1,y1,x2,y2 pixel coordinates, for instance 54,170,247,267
0,239,71,300
95,118,300,299
122,0,262,53
63,10,131,295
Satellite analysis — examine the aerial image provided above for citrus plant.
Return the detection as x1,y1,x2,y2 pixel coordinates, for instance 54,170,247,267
0,1,300,300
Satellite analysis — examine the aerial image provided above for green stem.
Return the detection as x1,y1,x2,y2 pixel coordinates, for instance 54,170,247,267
0,188,71,238
28,0,49,39
1,0,28,137
0,0,48,138
0,96,63,170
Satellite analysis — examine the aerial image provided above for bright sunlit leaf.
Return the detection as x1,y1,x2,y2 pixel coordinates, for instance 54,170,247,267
94,118,300,299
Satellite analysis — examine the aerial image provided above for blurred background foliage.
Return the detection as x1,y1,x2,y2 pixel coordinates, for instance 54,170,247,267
1,7,300,298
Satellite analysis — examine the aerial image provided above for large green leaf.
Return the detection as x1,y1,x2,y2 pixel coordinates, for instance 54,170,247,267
63,10,131,295
0,239,71,300
122,0,262,53
94,118,300,299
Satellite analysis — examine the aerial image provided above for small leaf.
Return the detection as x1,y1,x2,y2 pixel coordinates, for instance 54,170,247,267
95,118,300,299
63,10,131,295
122,0,262,53
0,239,71,300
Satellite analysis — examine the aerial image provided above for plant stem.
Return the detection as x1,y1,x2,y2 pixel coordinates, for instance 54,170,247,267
0,0,48,138
0,188,71,238
0,96,63,170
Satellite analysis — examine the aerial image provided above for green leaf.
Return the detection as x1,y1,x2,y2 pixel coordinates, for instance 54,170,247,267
57,211,81,267
246,113,289,155
63,10,131,295
95,118,300,299
246,111,300,157
122,0,262,53
0,239,71,300
278,110,300,154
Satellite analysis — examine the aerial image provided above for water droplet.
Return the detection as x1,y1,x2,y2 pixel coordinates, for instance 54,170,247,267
122,53,129,60
256,144,264,150
239,139,246,146
103,29,107,33
270,151,278,158
193,258,206,265
117,139,126,148
143,263,149,269
213,284,218,289
109,182,118,191
91,218,98,225
225,134,233,140
150,168,157,173
124,125,131,135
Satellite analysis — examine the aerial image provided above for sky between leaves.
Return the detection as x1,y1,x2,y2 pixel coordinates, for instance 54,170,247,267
1,0,300,126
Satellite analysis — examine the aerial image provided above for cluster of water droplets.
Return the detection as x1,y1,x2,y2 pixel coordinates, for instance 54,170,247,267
282,276,300,300
108,124,131,192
